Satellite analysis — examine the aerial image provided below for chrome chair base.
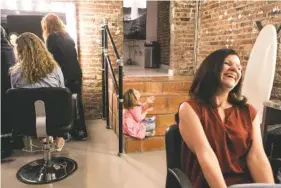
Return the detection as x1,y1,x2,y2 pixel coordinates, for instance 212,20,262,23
17,157,77,184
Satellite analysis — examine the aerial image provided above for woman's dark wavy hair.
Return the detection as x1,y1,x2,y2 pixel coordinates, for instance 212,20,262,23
189,48,247,107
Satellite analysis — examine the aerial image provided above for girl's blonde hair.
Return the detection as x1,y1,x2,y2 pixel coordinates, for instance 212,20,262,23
123,89,139,109
41,13,66,41
10,32,58,83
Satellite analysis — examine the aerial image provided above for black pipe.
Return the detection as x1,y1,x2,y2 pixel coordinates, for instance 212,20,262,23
277,25,281,34
105,55,119,92
118,59,123,156
105,25,120,60
255,21,263,32
103,20,123,155
101,26,106,120
104,28,110,129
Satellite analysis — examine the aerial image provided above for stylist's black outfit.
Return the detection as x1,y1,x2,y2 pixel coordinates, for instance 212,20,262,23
46,32,87,140
1,26,16,158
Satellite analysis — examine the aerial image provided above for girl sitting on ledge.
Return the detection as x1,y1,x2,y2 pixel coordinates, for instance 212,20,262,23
123,89,156,139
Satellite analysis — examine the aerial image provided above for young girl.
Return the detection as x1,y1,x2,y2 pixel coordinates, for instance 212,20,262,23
123,89,156,139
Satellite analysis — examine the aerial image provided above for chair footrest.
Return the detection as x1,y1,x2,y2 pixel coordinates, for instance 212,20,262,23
17,157,77,184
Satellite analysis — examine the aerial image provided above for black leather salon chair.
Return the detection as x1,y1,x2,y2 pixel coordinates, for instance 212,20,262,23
6,87,78,184
165,124,192,188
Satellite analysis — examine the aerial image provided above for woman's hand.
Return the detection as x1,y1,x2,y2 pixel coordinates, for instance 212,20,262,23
146,96,155,104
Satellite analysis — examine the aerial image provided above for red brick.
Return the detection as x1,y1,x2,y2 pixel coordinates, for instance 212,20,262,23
198,1,281,99
158,1,171,66
76,1,123,119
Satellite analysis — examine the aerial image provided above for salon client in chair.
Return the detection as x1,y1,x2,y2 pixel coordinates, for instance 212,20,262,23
10,32,65,151
41,13,87,140
178,49,274,188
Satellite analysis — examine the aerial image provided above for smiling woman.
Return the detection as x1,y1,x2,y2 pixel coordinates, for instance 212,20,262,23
189,49,246,107
219,54,242,96
177,48,274,188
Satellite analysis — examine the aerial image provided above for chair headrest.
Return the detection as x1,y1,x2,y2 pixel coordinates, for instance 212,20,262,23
6,87,72,108
7,87,71,97
7,87,70,92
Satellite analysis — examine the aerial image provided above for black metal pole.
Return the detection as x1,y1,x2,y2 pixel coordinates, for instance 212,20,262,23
105,25,120,60
105,55,119,92
101,25,106,120
118,58,123,156
104,20,110,129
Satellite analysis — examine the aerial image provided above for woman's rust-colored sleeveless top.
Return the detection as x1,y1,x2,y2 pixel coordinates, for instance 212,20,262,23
181,99,257,188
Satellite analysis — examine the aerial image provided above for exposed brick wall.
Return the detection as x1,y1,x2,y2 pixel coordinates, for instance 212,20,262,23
276,34,281,99
76,1,123,119
198,1,281,99
157,1,171,66
75,0,281,118
169,1,196,75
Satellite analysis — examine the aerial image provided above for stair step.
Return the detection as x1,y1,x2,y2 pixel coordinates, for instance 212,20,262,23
141,95,189,111
140,91,189,96
148,107,177,115
124,75,194,82
123,75,193,93
154,114,176,136
108,75,194,152
124,81,192,93
112,93,189,111
124,135,165,153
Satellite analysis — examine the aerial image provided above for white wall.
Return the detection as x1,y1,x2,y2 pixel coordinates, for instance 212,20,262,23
123,40,145,66
146,1,158,41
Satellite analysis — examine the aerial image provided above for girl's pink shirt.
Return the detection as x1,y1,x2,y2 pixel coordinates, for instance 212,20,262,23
123,103,148,139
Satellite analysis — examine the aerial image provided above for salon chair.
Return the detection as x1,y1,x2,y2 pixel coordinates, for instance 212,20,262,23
6,87,78,184
165,124,281,188
165,124,192,188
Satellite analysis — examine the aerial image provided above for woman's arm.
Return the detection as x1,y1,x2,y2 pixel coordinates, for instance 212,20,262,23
179,102,227,188
10,76,15,88
246,114,274,183
10,71,19,89
57,66,65,87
